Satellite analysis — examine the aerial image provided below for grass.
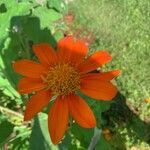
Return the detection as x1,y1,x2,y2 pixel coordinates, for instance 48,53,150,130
68,0,150,121
67,0,150,148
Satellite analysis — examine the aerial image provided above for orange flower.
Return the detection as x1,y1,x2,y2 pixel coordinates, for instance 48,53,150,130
13,36,120,144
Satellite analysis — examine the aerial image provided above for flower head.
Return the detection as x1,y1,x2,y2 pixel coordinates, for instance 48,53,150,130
13,36,120,144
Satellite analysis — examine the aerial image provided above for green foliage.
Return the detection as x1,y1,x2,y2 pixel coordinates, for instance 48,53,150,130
47,0,66,12
30,113,58,150
96,135,112,150
0,0,64,149
71,123,93,148
0,0,31,103
0,0,30,43
8,126,31,150
0,0,63,103
0,115,14,145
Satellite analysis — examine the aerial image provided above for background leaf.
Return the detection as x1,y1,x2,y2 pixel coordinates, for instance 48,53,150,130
0,118,14,145
30,113,58,150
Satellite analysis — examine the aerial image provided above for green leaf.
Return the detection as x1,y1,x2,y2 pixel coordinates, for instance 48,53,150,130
47,0,65,12
0,120,14,144
8,125,31,149
95,135,113,150
0,3,7,13
0,0,31,44
30,113,58,150
32,6,62,29
0,1,63,103
71,123,93,148
0,0,31,103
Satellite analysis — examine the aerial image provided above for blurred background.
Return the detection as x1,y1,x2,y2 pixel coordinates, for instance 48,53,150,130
0,0,150,149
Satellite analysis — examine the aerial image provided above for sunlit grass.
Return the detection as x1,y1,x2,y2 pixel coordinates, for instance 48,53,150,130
69,0,150,121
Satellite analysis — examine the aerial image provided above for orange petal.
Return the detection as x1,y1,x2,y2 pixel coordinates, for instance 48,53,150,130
32,44,57,66
68,94,96,128
78,51,112,74
48,96,69,144
13,59,47,78
81,70,120,81
24,90,51,121
57,36,88,65
80,77,118,100
18,77,46,94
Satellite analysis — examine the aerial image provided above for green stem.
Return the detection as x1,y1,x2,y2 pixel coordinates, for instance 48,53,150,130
88,127,102,150
0,105,23,119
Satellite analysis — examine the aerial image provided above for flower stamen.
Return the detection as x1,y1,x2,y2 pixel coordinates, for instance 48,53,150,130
42,63,80,95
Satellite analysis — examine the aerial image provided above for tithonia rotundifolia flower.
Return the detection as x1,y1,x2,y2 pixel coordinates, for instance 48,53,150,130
13,36,120,144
